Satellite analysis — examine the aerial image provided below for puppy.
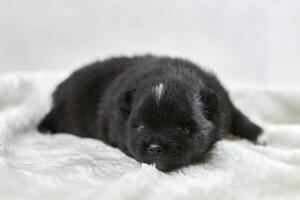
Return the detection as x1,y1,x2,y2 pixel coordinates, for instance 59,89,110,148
38,55,262,171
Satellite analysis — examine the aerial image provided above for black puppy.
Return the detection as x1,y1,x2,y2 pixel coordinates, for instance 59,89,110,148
38,55,262,171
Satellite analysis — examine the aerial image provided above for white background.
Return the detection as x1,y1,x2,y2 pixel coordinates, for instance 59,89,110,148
1,0,299,86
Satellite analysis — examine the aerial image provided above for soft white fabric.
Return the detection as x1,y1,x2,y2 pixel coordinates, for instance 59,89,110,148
0,72,299,200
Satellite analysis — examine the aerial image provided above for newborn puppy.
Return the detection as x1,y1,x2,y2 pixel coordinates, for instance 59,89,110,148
38,55,262,171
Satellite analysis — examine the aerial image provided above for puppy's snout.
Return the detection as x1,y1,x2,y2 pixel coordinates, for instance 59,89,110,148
147,144,164,154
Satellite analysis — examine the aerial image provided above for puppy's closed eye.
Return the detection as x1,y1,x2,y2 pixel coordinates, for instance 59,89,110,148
167,126,191,135
177,126,190,135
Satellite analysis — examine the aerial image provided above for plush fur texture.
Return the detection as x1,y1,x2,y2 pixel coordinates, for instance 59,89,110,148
38,55,262,171
0,72,300,200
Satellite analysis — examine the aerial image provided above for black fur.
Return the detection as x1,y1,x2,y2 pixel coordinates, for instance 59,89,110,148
38,55,262,171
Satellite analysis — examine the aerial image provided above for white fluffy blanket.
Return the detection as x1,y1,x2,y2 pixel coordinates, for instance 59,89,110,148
0,72,299,200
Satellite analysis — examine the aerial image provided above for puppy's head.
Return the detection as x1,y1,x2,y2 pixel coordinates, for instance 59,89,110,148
118,80,219,171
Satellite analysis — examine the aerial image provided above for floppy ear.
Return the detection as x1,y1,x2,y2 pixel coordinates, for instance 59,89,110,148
200,89,219,121
117,89,135,118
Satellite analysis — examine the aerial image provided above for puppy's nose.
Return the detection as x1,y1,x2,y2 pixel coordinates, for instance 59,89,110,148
147,144,163,154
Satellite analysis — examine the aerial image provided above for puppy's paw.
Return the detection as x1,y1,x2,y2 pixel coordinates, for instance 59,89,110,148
256,132,269,146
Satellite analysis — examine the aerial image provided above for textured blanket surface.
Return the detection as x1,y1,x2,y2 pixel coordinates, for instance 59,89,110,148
0,72,299,200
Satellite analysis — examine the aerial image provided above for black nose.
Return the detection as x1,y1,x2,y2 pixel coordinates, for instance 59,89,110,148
147,144,163,154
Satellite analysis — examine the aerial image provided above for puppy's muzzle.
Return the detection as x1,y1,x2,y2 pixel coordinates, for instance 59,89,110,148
147,144,164,155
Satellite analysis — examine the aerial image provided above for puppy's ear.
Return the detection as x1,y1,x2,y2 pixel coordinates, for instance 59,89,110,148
117,89,135,118
200,89,218,121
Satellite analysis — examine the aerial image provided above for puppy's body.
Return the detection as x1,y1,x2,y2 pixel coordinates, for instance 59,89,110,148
38,55,262,171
